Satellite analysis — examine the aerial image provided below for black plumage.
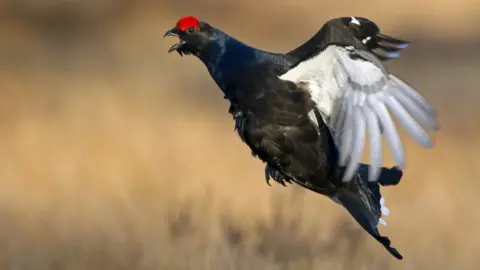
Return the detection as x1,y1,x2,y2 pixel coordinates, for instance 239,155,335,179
164,16,439,260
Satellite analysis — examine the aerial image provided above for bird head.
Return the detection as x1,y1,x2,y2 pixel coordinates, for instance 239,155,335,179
164,16,215,56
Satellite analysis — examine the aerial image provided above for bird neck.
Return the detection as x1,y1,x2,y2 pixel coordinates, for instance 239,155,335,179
196,29,267,94
195,29,228,75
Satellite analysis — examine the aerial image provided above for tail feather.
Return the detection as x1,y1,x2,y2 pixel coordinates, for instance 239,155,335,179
332,165,404,260
357,164,403,187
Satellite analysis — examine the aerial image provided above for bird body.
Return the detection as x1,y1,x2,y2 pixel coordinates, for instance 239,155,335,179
164,16,439,260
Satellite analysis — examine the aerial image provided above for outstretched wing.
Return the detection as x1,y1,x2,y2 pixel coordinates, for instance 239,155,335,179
279,45,439,182
286,17,410,67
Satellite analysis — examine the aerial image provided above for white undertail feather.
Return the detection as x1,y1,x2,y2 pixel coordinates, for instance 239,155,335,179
279,45,438,183
378,218,387,226
330,192,390,227
379,197,389,226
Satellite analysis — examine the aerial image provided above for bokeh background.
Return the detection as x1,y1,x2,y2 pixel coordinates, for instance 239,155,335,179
0,1,479,269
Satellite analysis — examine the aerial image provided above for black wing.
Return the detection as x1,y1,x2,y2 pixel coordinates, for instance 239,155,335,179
286,17,410,66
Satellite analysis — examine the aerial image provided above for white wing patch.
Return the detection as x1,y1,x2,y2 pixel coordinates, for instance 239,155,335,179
279,46,438,182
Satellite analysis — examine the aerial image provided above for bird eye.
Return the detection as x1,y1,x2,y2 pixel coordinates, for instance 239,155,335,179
187,27,195,33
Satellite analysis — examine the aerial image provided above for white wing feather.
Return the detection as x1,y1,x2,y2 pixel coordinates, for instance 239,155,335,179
279,46,438,182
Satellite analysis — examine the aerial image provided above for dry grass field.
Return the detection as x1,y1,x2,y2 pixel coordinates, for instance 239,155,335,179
0,1,479,269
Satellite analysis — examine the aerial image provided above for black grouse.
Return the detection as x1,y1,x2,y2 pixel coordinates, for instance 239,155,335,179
164,16,439,260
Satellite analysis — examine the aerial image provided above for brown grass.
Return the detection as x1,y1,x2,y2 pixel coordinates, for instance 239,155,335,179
0,2,479,270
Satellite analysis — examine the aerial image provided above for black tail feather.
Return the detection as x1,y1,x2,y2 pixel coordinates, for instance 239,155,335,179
333,166,404,260
357,164,403,187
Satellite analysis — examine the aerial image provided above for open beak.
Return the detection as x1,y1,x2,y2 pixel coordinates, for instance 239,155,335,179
164,27,185,53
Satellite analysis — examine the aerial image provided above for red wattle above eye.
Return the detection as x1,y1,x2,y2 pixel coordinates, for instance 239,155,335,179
177,16,200,31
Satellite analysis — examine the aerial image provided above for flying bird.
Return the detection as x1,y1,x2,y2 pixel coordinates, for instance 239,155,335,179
164,16,439,260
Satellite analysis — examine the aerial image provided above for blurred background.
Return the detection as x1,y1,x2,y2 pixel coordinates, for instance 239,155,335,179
0,1,479,269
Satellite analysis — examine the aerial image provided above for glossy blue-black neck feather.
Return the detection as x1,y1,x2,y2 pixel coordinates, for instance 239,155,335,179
196,28,288,99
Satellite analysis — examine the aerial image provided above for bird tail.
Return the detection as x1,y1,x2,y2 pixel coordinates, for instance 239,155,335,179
331,164,404,260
